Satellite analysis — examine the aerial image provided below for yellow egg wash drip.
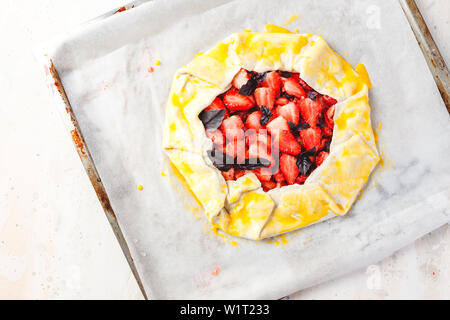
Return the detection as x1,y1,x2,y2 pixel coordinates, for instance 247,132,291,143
266,234,290,246
203,222,239,247
284,14,300,26
373,122,382,144
372,121,392,170
378,150,393,169
264,24,293,34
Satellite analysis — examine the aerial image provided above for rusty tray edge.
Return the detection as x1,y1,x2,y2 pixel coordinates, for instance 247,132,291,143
399,0,450,112
37,1,152,300
48,60,149,300
39,0,449,301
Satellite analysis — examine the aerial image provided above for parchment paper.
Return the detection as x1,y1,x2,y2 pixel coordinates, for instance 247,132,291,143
39,0,450,299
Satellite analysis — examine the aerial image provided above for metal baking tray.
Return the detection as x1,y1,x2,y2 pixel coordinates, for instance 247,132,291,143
43,0,449,300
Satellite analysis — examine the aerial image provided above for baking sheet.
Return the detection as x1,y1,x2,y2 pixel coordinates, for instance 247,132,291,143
38,0,450,299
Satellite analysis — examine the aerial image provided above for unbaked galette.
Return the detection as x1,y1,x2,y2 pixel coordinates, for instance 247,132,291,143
163,26,379,240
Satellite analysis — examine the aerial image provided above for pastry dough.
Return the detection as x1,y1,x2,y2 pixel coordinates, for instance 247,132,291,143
163,27,379,240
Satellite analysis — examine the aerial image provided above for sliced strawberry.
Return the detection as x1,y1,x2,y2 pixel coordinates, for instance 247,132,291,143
260,131,273,150
248,140,274,169
221,168,235,181
280,154,299,185
316,96,329,111
275,97,289,106
235,111,250,123
232,68,251,90
279,71,292,79
298,77,312,90
206,129,225,148
263,71,282,97
316,151,329,166
254,168,273,182
248,94,256,105
322,126,333,137
205,97,229,117
296,175,308,185
323,95,338,105
300,127,322,151
277,130,302,156
276,181,287,188
247,131,272,150
221,115,245,141
222,129,245,142
234,170,246,180
205,97,225,111
270,150,280,173
245,111,263,130
298,98,322,127
266,116,290,137
319,138,330,151
325,105,335,129
223,90,254,112
225,139,245,164
273,170,286,183
261,181,277,192
290,73,300,82
277,102,300,125
284,78,307,99
254,87,275,110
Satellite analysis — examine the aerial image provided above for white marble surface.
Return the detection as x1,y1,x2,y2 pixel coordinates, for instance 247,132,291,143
0,0,448,299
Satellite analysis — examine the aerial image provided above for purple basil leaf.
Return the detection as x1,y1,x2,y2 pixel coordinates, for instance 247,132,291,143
279,71,292,78
288,121,299,136
297,155,313,175
239,78,258,96
297,122,310,130
252,72,267,83
308,91,319,101
301,147,317,158
238,158,271,170
281,92,296,100
317,116,326,128
207,148,235,172
260,105,272,126
199,109,225,131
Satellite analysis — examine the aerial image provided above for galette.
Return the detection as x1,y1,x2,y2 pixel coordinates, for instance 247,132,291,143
163,25,379,240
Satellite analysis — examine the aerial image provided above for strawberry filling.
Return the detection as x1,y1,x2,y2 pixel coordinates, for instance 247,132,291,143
199,68,337,191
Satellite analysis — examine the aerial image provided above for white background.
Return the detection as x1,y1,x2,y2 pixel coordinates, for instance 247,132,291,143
0,0,448,299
